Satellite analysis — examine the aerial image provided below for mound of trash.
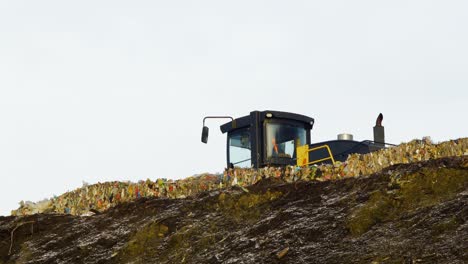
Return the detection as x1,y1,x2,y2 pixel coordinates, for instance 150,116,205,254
1,155,467,263
11,138,468,216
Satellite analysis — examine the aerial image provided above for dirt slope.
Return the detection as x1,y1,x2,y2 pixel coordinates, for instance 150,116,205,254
1,156,467,264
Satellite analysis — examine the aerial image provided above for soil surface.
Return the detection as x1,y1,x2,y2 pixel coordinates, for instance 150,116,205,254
1,157,467,264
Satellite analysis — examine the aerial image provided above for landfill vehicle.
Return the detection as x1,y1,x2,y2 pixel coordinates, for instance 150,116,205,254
201,110,387,169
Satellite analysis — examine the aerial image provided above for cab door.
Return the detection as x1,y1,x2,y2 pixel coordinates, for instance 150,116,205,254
227,127,251,168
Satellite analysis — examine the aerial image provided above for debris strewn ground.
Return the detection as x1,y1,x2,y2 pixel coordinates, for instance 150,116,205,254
0,138,466,263
11,137,468,216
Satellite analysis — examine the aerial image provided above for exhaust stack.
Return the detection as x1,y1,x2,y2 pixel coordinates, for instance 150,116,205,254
373,113,385,147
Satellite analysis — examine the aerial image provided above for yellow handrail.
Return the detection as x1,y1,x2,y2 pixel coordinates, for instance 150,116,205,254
296,144,335,166
308,145,335,165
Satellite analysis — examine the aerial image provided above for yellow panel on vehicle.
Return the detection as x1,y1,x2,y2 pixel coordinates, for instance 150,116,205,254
296,145,309,166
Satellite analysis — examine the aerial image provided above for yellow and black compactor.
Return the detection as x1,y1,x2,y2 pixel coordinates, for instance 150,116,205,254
202,110,389,169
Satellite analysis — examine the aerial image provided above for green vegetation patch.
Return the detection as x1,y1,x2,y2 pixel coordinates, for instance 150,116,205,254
116,221,169,262
347,168,467,236
216,190,283,223
163,221,221,263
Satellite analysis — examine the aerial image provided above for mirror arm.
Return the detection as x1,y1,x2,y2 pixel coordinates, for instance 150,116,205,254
201,116,235,144
203,116,235,127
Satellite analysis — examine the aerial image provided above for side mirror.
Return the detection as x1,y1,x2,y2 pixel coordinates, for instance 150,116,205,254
201,126,209,143
201,116,233,144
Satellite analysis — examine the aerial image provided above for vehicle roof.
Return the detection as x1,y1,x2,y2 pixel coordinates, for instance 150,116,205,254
220,110,314,134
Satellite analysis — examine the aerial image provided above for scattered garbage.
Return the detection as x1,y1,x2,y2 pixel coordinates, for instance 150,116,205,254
11,137,468,216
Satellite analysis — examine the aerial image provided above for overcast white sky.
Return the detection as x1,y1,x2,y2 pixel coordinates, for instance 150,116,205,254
1,0,467,215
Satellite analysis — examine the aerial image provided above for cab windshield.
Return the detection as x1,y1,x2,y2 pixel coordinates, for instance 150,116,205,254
228,128,251,168
266,122,306,159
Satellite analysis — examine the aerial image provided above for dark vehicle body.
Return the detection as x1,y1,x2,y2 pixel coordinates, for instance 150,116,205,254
204,110,386,169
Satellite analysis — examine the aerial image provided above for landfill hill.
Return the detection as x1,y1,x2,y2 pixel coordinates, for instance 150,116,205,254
0,139,467,263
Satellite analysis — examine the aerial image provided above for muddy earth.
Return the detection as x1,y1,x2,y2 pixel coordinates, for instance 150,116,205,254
1,156,467,264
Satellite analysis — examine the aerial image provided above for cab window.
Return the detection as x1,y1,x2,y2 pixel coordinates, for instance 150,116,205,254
266,122,306,159
228,128,251,168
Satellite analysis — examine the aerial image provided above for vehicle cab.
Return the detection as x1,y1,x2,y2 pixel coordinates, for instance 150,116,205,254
219,110,314,168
